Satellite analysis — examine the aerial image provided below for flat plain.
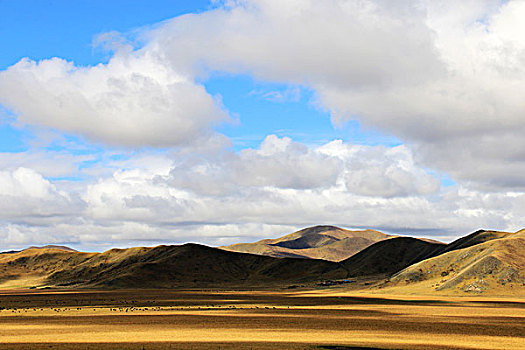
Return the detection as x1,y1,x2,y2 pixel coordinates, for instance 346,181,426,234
0,288,523,350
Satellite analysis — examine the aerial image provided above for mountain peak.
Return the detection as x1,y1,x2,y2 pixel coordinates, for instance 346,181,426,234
25,245,77,252
222,225,391,261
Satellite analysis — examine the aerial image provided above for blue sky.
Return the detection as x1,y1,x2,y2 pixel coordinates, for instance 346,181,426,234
0,1,523,250
0,0,211,67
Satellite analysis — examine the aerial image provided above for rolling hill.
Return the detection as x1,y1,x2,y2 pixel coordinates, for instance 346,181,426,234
334,228,524,294
0,244,348,289
0,227,522,295
221,225,392,261
341,237,445,277
389,229,525,293
432,229,517,255
0,247,95,288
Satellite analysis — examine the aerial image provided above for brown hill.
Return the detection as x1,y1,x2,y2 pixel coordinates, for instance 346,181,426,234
432,229,516,255
0,244,348,289
221,225,392,261
1,228,522,294
26,245,78,252
0,245,77,256
389,229,525,294
0,247,95,288
341,237,445,277
339,228,519,280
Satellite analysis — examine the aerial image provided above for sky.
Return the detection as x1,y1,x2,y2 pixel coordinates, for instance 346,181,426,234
0,0,524,252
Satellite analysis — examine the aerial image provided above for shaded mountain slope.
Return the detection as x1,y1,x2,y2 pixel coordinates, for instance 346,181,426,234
0,244,348,289
222,225,392,261
341,237,445,277
389,230,525,293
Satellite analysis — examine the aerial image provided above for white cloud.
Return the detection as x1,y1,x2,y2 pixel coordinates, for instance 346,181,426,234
0,48,228,147
148,0,525,190
0,139,523,251
168,135,342,195
2,0,524,189
319,141,440,198
73,141,523,247
249,86,301,103
0,168,83,220
0,167,54,198
154,0,442,87
1,0,525,250
0,151,94,179
81,137,444,231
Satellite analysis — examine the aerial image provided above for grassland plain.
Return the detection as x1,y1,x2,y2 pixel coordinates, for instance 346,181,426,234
0,289,523,350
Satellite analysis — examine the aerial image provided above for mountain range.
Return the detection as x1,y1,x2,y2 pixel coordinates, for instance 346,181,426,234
0,226,523,294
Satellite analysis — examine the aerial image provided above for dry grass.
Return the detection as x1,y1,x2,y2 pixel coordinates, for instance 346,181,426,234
389,233,525,294
0,289,523,350
222,226,392,262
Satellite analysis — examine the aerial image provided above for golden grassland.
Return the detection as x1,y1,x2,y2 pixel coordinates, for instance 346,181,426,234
0,288,523,350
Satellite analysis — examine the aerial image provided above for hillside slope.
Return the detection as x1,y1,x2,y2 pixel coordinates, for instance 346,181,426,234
339,228,520,280
222,225,392,261
0,228,522,294
433,229,517,255
0,244,348,289
341,237,445,277
389,230,525,294
0,247,95,288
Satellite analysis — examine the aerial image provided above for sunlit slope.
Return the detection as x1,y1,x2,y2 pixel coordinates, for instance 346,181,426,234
222,225,392,261
433,229,518,255
390,230,525,293
0,247,95,288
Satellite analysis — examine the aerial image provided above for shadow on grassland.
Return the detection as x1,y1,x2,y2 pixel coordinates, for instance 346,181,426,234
314,346,401,350
0,343,489,350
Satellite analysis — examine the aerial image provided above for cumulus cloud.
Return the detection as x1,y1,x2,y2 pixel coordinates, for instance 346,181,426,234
319,141,440,198
166,136,440,198
0,48,227,147
72,140,523,247
149,0,525,190
168,135,342,195
1,0,525,249
0,139,523,250
0,167,55,198
2,0,524,189
0,168,83,220
153,0,442,87
100,136,444,230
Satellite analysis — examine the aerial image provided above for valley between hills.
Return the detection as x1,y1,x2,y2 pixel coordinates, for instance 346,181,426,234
0,226,523,350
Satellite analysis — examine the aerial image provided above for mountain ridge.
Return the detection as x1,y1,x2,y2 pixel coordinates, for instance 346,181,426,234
387,229,525,293
0,226,522,295
0,242,348,289
222,225,393,261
